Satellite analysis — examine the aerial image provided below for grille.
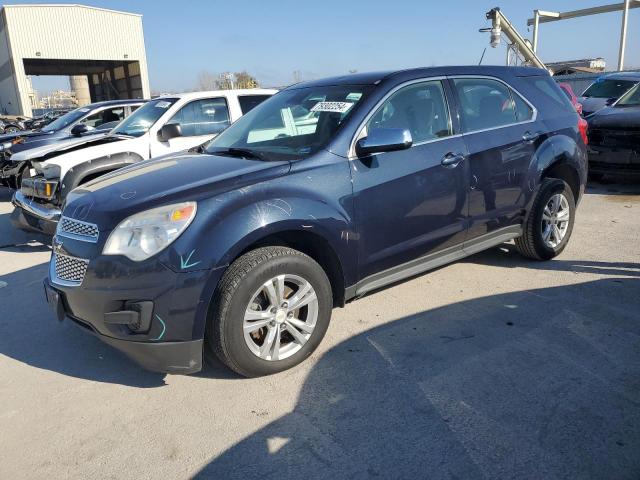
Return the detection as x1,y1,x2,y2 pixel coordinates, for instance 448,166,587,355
58,216,99,242
589,128,640,150
54,253,89,285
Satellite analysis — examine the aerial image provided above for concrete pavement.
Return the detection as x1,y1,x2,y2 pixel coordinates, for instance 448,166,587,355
0,182,639,479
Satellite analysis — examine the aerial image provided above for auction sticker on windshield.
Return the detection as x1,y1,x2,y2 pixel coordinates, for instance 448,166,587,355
155,101,172,109
311,101,354,113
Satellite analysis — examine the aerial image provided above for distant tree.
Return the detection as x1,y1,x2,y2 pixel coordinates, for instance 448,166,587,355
234,71,259,89
195,70,259,91
196,70,219,91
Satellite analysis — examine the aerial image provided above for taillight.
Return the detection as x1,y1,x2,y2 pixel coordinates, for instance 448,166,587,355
578,117,588,145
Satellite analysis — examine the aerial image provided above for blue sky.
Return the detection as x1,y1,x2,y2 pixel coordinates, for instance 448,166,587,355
19,0,640,94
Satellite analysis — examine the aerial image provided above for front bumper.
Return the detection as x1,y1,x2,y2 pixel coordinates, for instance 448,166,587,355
11,190,61,235
45,278,203,374
43,227,222,374
588,146,640,176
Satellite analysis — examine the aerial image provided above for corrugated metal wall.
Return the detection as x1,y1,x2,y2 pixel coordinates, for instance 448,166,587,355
1,5,150,116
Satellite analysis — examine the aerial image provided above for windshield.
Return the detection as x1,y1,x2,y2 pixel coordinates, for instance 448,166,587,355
582,78,637,99
112,98,178,137
616,84,640,106
41,107,90,132
205,85,372,161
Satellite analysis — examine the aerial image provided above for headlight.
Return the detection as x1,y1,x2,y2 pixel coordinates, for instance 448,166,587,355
31,162,61,179
103,202,197,261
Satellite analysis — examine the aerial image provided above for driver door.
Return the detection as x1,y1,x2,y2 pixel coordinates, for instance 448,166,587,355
350,79,470,281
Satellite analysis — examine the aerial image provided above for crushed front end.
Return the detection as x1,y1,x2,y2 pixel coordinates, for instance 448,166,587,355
588,126,640,176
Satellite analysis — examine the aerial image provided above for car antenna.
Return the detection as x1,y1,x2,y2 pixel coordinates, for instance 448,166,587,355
478,47,487,65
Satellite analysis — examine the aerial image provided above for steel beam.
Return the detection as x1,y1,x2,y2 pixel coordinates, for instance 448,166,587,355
527,1,640,25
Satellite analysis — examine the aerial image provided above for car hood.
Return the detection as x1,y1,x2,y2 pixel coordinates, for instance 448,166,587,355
10,133,118,162
64,152,291,230
0,129,55,143
587,105,640,129
578,97,611,116
9,132,112,161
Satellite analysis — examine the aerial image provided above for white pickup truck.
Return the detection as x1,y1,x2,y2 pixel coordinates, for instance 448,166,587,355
12,88,276,234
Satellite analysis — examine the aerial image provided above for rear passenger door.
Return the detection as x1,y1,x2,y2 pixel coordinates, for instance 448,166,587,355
451,77,538,240
351,79,470,280
150,97,231,157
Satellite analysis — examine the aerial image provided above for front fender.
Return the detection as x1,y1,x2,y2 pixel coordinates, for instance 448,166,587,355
165,193,355,277
61,152,144,198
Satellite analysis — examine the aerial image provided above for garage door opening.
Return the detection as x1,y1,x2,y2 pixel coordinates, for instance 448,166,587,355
24,58,146,105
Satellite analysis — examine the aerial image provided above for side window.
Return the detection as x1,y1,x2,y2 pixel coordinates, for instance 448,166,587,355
366,80,452,143
80,107,124,128
512,91,534,122
169,98,230,136
453,78,518,132
238,95,272,114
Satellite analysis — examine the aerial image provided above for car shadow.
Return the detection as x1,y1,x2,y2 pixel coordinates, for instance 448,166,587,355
0,262,167,387
195,277,640,479
586,178,640,196
464,243,640,278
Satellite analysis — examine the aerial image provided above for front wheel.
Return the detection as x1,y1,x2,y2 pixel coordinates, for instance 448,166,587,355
4,126,20,134
207,246,333,377
515,178,576,260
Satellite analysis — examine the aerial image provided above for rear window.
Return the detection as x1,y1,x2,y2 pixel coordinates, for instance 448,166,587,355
523,77,576,114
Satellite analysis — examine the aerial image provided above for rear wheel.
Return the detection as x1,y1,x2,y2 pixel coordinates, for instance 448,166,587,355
4,126,20,134
207,246,333,377
515,178,575,260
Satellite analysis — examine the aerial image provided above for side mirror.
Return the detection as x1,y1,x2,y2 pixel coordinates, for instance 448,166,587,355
71,124,89,136
355,128,413,157
158,123,182,142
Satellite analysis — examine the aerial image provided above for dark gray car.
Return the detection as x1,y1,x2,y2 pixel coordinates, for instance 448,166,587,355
0,99,145,188
578,71,640,117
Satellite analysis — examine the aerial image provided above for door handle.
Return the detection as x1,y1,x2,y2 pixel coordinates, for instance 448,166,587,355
522,131,540,142
441,152,465,168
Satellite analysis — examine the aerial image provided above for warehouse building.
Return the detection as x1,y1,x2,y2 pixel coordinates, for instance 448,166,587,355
0,4,150,117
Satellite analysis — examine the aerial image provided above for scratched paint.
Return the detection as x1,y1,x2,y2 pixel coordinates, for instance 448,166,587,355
180,249,201,269
152,315,166,341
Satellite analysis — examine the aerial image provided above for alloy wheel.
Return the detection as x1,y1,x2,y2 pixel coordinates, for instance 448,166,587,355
243,274,318,361
541,193,570,248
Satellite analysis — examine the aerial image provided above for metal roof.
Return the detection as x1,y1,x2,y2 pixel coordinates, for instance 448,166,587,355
1,4,142,17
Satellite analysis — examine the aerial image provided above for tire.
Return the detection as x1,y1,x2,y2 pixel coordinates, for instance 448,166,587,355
206,246,333,377
515,178,576,260
5,126,19,134
588,171,604,182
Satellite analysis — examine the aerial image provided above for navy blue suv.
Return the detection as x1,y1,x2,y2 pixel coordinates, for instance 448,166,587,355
43,66,588,377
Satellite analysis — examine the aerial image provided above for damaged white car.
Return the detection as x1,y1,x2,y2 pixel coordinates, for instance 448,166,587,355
12,89,276,234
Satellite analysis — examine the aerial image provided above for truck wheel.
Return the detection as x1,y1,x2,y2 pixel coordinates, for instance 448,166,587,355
207,246,333,377
515,178,575,260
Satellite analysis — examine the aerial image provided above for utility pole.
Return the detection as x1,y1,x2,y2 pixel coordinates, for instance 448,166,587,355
618,0,631,70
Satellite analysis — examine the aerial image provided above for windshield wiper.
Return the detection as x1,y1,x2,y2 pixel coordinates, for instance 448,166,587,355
212,147,265,160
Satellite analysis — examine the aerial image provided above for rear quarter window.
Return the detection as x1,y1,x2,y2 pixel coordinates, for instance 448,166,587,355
523,77,576,115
